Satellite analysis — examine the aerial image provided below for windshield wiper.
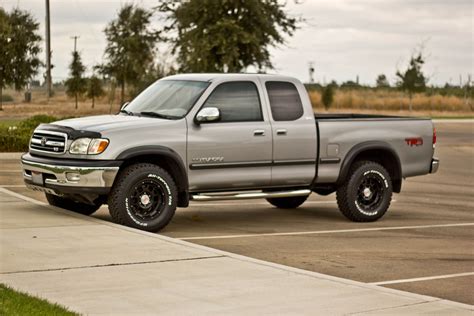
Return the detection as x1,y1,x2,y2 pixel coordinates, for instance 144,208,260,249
139,111,178,120
119,109,134,116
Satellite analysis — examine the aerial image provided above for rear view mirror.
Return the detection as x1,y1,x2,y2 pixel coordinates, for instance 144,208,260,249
195,107,220,124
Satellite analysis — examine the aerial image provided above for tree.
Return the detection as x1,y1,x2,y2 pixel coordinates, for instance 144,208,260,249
321,84,335,110
157,0,297,73
101,4,159,105
396,53,427,111
0,8,41,110
87,75,104,108
340,80,360,89
376,74,390,88
65,51,87,109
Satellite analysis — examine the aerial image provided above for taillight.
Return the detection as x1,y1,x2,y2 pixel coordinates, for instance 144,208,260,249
432,127,437,148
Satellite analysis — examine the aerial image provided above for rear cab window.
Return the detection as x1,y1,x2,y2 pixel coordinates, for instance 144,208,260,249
265,81,304,121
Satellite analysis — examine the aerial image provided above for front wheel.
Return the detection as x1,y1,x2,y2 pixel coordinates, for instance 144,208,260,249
108,163,178,232
336,161,392,222
45,193,101,215
266,195,308,209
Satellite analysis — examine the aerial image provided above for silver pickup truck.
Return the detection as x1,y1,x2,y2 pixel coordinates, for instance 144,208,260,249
21,74,439,231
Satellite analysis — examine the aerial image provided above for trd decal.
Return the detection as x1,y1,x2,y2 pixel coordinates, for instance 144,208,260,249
405,137,423,147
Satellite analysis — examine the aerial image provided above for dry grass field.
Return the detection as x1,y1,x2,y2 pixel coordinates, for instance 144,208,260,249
1,87,472,122
308,90,473,113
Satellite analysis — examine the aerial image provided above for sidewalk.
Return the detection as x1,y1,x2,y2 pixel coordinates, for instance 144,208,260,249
0,188,472,315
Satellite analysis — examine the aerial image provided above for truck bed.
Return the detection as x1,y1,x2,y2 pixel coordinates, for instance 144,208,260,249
314,113,434,184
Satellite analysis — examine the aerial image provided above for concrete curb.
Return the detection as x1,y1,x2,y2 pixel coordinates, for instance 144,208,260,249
432,119,473,123
0,186,471,311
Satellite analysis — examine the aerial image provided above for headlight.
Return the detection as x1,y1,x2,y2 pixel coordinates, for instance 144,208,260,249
69,138,109,155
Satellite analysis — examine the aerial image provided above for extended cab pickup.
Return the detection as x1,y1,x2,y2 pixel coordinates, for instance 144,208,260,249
21,74,439,231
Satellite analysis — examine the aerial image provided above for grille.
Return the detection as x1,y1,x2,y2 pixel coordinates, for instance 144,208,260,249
30,130,67,154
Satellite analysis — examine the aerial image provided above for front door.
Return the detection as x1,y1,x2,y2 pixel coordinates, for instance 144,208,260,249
187,80,272,192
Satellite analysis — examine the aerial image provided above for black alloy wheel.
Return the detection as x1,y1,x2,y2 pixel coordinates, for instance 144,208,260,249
128,178,166,221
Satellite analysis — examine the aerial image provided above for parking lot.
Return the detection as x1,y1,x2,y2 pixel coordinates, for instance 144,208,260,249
1,121,472,305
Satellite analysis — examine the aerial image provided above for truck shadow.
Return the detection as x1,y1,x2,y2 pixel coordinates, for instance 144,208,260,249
92,204,345,231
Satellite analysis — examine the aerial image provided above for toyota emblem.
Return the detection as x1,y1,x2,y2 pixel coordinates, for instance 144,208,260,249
41,137,47,146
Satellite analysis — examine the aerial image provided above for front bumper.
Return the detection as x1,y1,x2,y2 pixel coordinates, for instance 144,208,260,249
21,153,121,196
430,157,439,174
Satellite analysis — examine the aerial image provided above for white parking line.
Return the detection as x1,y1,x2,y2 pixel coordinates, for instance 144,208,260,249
0,185,27,188
371,272,474,286
178,222,474,240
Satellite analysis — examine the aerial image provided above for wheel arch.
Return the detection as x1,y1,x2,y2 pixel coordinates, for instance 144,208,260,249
337,141,402,193
116,146,189,207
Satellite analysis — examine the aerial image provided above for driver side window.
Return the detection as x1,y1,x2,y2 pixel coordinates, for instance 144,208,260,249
202,81,263,122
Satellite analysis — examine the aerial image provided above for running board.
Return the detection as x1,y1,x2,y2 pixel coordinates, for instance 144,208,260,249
191,189,311,202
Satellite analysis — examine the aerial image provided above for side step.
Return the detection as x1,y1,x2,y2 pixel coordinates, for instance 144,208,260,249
191,189,311,202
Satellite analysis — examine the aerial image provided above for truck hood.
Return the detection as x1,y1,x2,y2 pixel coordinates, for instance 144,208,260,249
52,114,169,133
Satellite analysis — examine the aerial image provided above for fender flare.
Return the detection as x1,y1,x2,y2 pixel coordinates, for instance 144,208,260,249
116,145,189,206
337,141,402,192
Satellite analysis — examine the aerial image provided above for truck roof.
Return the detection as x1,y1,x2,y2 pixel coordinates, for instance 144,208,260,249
163,73,298,82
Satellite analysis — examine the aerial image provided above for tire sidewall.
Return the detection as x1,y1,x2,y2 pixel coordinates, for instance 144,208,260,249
347,163,392,220
120,168,177,230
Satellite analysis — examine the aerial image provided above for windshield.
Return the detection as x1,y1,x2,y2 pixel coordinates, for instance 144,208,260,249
124,80,209,119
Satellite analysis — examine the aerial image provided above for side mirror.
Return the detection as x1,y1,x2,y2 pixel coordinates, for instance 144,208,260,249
195,107,220,124
120,102,130,111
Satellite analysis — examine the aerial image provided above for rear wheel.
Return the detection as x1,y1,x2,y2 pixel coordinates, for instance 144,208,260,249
45,193,101,215
266,195,308,209
108,163,177,232
336,161,392,222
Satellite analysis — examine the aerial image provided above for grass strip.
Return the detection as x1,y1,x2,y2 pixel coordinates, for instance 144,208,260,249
0,284,79,316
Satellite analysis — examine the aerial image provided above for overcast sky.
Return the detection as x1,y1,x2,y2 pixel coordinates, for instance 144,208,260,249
2,0,473,86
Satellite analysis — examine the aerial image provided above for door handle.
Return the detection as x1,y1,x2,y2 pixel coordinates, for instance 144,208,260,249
253,130,265,136
276,129,287,135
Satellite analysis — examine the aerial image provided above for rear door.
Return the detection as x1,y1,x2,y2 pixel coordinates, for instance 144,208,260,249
262,80,317,186
187,80,272,191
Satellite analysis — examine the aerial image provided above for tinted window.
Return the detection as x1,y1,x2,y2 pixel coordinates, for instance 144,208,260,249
202,82,262,122
266,81,304,121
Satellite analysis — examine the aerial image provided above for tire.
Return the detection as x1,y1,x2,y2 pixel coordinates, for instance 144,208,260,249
108,163,177,232
266,195,308,209
336,160,392,222
45,193,101,216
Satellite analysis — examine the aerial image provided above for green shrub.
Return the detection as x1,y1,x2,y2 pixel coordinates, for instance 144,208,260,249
321,84,335,110
0,115,58,152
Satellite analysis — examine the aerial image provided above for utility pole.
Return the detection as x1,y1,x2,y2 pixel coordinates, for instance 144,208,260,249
70,35,80,52
45,0,52,99
308,62,315,84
